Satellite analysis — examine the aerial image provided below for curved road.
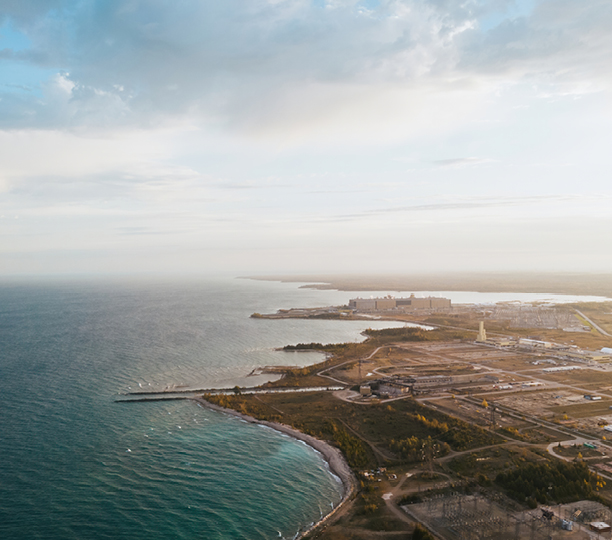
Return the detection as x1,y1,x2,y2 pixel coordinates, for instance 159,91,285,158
317,345,391,385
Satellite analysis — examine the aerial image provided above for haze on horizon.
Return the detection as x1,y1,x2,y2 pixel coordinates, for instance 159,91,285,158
1,1,611,276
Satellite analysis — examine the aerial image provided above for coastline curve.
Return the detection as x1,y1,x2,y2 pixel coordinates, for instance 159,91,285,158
192,397,357,539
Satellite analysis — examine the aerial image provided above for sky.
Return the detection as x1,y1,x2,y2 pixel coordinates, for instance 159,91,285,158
1,0,611,276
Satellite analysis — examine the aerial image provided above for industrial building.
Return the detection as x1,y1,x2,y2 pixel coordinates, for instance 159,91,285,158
518,338,554,349
378,375,455,395
522,381,544,388
409,375,453,387
565,350,611,362
349,294,451,311
349,298,377,310
476,321,487,342
359,385,372,396
509,337,612,363
589,522,611,533
542,366,582,373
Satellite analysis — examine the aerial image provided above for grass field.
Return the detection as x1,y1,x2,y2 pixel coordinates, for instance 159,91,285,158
554,444,604,459
203,391,502,470
448,445,550,480
548,400,612,419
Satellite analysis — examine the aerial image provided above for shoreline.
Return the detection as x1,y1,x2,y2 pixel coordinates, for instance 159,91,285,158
241,273,612,298
192,397,357,539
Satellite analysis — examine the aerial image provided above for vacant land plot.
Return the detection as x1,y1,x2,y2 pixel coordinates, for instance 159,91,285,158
493,391,572,418
569,302,612,335
549,401,612,419
422,397,493,428
483,358,542,372
519,426,566,444
538,369,612,389
572,416,612,439
554,444,605,460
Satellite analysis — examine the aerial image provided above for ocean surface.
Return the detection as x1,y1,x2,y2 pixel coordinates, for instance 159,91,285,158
0,277,608,540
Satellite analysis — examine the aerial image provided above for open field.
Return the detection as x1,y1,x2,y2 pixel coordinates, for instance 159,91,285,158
554,444,604,460
538,369,612,390
568,302,612,336
203,391,502,471
549,401,612,418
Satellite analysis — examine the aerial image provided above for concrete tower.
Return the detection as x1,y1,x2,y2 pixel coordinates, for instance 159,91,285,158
477,321,487,342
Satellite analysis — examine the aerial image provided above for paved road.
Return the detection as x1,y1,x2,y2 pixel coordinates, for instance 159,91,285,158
317,345,391,385
575,309,612,337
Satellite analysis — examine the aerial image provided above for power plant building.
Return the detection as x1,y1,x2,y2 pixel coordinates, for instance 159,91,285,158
375,298,397,310
349,294,451,311
349,298,377,310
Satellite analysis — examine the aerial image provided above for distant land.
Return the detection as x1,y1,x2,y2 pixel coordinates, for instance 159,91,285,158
246,273,612,298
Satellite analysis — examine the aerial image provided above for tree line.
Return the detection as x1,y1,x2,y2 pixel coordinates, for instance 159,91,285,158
495,461,605,507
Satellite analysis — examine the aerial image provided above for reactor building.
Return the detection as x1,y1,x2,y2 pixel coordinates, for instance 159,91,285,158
348,294,451,312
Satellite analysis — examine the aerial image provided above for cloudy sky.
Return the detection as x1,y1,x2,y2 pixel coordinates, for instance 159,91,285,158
1,0,611,276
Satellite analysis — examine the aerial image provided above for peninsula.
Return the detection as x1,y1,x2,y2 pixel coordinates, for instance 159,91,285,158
200,290,612,540
119,282,612,539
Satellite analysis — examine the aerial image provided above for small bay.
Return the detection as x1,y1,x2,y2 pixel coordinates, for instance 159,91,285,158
0,277,405,540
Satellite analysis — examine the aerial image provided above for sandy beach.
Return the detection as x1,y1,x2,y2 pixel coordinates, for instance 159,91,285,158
193,397,357,537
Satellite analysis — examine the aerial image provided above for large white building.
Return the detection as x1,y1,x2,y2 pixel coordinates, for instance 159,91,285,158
349,294,451,311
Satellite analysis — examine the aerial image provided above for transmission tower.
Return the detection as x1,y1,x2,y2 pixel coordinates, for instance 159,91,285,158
490,405,497,428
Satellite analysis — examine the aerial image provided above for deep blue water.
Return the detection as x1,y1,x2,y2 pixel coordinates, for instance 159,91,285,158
0,277,410,540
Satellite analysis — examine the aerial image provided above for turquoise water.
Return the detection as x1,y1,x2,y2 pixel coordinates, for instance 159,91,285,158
0,277,409,540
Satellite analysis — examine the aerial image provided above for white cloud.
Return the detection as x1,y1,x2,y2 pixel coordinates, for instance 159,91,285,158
433,157,495,168
1,1,612,275
0,129,168,182
4,0,610,137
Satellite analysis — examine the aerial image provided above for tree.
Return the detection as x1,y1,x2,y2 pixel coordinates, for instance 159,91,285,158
413,524,435,540
481,399,488,408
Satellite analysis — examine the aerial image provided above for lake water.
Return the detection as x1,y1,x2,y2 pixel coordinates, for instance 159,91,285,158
0,276,607,539
0,277,410,540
